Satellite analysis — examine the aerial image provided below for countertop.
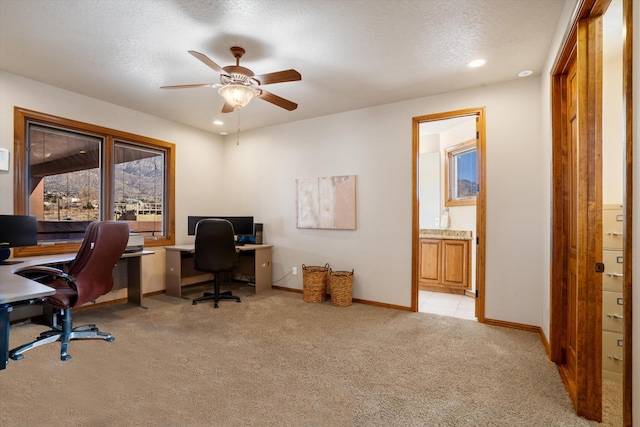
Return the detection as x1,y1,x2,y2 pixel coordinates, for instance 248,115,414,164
419,229,473,240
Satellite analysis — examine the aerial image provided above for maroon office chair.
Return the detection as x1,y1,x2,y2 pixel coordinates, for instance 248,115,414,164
9,221,129,362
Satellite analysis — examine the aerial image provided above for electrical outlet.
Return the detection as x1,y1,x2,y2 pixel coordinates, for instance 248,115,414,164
292,267,297,275
435,218,440,226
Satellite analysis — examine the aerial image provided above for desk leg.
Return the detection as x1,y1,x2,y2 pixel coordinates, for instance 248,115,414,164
0,304,12,370
126,256,148,309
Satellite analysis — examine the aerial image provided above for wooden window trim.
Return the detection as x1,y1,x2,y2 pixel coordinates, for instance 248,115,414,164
444,139,477,207
13,107,175,256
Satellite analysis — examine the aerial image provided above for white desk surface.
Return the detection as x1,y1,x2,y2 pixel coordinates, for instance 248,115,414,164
0,250,153,304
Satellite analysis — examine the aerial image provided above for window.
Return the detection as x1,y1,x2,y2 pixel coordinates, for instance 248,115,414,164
13,107,175,255
444,139,477,206
114,142,166,238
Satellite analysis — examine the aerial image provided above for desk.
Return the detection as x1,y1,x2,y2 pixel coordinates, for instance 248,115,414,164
0,250,153,370
165,244,273,298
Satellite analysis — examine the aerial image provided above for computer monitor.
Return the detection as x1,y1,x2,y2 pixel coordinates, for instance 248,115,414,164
0,214,38,265
187,216,254,236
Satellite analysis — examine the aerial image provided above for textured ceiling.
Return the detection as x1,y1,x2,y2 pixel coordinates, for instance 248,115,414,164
0,0,568,135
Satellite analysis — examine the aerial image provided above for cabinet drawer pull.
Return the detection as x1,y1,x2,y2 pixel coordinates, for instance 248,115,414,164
607,355,623,361
606,313,623,319
606,232,623,236
615,214,623,222
606,273,623,278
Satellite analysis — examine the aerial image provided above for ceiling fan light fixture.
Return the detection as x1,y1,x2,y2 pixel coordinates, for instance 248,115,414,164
218,84,258,109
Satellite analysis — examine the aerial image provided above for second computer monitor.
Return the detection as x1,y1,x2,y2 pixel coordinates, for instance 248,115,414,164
187,216,254,236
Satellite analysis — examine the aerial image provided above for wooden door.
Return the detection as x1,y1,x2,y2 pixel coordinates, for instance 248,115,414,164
551,15,603,422
565,56,579,389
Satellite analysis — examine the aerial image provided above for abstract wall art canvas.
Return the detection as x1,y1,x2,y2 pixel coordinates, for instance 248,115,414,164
296,175,356,230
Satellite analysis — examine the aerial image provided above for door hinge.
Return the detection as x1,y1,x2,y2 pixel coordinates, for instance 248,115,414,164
595,262,605,273
476,131,480,139
476,236,479,245
475,290,479,298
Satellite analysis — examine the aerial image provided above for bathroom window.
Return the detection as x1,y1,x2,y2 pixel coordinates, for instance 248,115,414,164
445,139,477,206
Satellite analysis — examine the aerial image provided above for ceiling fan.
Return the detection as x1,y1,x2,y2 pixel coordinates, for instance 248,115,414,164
161,46,301,113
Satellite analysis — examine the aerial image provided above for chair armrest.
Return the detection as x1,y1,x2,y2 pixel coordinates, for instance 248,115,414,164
13,265,76,282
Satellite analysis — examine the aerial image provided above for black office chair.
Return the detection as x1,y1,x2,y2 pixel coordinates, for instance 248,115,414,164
9,221,129,361
192,219,241,308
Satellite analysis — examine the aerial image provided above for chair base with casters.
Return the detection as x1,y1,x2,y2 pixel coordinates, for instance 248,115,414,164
7,221,129,363
192,274,241,308
9,307,114,362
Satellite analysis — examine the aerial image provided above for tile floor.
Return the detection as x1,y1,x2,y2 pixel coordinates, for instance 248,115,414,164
418,290,477,320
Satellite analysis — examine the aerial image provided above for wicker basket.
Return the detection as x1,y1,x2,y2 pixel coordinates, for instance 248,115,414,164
329,269,354,307
302,264,330,303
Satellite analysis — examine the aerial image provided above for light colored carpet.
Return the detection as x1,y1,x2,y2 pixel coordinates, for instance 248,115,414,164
0,285,601,426
601,378,623,426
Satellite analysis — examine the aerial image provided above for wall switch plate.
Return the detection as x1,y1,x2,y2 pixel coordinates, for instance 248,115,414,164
435,218,440,226
292,267,297,275
0,148,8,171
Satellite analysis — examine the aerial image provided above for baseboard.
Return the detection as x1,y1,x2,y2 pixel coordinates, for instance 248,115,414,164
483,317,541,333
75,290,167,312
538,326,551,357
484,318,554,359
352,298,411,311
272,285,303,293
419,283,467,295
272,285,412,311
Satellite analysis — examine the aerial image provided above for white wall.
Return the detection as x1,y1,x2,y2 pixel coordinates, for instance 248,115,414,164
0,70,225,293
539,0,579,341
603,55,624,205
419,152,441,229
219,77,545,325
1,71,545,325
419,133,441,230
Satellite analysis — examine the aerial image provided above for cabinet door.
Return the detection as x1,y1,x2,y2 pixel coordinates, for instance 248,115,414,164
419,239,441,284
441,239,470,289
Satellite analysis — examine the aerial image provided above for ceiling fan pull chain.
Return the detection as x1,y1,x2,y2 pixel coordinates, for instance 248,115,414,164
236,109,241,146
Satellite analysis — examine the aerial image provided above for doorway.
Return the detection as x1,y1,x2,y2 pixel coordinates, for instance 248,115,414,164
412,108,486,322
549,0,632,423
601,0,625,422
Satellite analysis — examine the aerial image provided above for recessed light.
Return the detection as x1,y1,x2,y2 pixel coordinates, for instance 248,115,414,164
213,120,224,125
518,70,533,77
467,59,486,68
220,132,228,136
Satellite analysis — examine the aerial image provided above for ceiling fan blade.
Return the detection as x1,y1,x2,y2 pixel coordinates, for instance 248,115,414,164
188,50,226,74
221,102,235,113
257,90,298,111
160,83,214,89
252,69,301,85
